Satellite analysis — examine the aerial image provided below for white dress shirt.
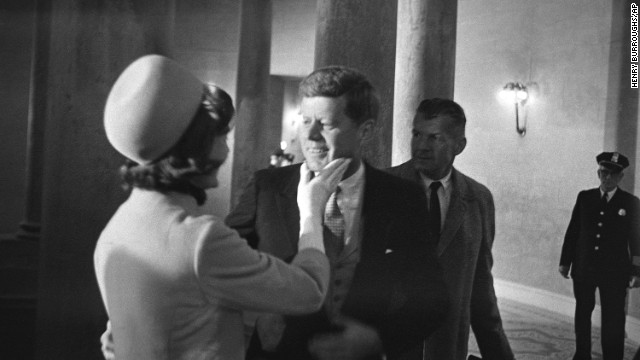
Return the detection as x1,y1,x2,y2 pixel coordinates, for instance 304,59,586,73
600,187,617,202
307,160,365,248
335,161,365,247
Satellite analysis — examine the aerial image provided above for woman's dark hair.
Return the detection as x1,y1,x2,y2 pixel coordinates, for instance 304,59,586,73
120,85,234,205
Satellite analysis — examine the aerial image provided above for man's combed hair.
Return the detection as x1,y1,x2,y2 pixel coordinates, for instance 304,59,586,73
120,85,234,204
299,66,379,125
416,98,466,135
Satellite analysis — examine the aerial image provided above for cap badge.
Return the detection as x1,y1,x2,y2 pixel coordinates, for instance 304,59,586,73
612,152,619,163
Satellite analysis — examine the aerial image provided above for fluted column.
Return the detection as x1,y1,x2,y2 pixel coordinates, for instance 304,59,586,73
230,0,274,207
314,0,398,168
34,1,175,358
392,0,458,165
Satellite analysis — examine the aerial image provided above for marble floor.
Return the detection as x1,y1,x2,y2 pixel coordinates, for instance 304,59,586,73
468,298,640,360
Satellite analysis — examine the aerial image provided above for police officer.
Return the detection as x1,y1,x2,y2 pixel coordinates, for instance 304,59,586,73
559,151,640,360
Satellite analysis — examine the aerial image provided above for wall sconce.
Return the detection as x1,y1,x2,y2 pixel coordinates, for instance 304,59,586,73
499,82,529,136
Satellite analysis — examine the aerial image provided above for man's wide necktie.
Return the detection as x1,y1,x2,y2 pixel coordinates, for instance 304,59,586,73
324,187,345,257
429,181,442,242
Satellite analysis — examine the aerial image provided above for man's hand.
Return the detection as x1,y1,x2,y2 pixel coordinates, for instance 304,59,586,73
558,265,570,279
100,321,115,360
629,275,640,288
308,316,383,360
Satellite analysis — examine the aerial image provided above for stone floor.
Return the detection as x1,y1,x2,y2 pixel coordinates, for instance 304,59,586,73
468,298,640,359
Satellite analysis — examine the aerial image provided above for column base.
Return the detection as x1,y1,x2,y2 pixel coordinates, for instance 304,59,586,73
16,221,40,241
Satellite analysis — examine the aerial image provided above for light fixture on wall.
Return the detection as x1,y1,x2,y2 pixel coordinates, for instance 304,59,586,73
500,82,529,136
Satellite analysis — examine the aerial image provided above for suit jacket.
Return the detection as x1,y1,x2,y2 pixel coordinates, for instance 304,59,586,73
560,187,640,281
387,160,514,360
94,189,330,360
226,163,449,359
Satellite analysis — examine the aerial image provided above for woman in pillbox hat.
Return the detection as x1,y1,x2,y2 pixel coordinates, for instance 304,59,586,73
95,54,351,360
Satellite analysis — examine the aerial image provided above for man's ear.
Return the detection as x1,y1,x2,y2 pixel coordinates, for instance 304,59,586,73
454,137,467,156
357,119,375,141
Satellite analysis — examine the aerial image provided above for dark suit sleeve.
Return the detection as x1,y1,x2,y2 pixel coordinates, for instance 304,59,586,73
560,192,582,268
225,174,259,248
469,191,515,360
379,183,450,358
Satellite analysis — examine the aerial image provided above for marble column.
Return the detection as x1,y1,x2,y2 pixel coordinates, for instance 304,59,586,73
230,0,274,207
266,75,286,160
392,0,458,165
604,0,638,191
603,0,640,324
34,1,174,358
314,0,398,168
173,0,241,218
14,0,49,242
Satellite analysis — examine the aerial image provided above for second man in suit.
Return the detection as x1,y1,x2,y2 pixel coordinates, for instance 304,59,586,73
387,98,514,360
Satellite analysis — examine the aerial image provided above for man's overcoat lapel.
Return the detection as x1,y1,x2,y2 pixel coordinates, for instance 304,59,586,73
437,170,472,257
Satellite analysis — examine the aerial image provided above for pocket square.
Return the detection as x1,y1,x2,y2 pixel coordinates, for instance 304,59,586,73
385,249,393,254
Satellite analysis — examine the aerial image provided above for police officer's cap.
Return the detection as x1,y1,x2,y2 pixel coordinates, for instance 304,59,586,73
596,151,629,172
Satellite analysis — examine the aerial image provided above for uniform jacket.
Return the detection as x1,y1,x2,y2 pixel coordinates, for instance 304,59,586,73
387,160,514,360
560,187,640,280
226,163,449,359
94,189,330,360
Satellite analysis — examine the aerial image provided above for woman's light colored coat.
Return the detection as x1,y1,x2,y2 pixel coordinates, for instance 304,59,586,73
94,189,329,360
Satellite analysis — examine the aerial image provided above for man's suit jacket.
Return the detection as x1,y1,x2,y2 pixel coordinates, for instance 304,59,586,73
560,187,640,281
387,160,514,360
226,163,449,359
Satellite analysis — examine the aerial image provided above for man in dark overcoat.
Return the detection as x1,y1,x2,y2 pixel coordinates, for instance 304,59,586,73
559,151,640,360
387,98,514,360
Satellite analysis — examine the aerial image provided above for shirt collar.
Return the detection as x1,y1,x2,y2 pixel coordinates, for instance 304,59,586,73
419,169,452,191
302,159,366,196
338,160,365,194
600,187,617,199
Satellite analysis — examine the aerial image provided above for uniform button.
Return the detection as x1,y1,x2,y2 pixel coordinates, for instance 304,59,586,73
596,234,601,238
334,279,342,286
598,222,603,227
333,295,341,302
595,246,599,250
600,211,604,215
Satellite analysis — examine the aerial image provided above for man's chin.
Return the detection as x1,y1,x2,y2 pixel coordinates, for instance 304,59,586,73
412,159,431,171
413,163,440,177
305,157,328,172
